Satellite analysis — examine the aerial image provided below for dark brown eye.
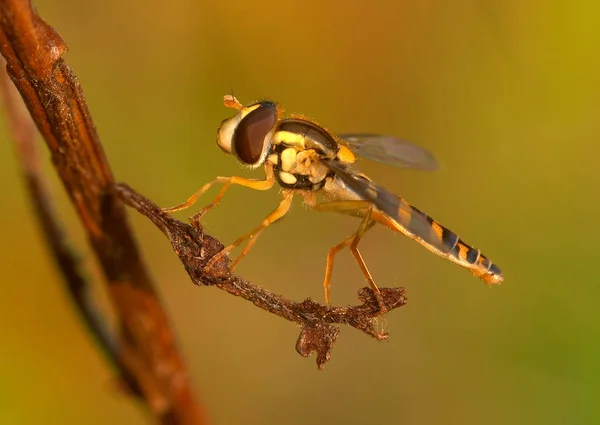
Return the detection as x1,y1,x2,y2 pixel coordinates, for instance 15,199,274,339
233,102,278,165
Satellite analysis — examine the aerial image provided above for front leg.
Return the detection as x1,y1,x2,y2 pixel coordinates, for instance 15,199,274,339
161,166,275,228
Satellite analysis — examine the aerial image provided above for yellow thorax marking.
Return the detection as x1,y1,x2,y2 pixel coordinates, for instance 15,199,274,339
272,130,306,148
337,144,355,164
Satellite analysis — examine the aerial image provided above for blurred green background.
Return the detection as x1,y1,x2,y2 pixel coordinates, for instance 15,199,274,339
1,0,599,424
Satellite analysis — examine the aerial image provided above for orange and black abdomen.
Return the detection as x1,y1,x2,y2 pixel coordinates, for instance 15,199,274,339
407,205,503,285
321,160,503,285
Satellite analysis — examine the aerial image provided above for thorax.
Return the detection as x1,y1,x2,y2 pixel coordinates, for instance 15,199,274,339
266,143,333,191
265,117,354,192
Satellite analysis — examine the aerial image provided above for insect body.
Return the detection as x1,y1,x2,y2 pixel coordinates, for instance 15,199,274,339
162,95,503,307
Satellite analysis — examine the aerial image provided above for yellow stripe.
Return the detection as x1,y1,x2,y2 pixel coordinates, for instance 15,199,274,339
457,243,469,262
431,222,444,242
272,130,306,148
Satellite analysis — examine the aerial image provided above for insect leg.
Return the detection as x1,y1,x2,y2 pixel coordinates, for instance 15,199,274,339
161,167,275,226
348,207,387,311
310,200,382,306
204,190,294,272
322,218,376,306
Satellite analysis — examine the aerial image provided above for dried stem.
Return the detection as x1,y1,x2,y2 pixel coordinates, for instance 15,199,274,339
0,2,207,424
116,184,408,369
0,59,139,393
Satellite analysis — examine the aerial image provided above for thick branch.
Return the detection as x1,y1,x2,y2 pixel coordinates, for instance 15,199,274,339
115,184,408,369
0,2,206,424
0,60,139,392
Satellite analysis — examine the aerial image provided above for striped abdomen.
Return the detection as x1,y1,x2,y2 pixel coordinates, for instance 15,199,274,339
399,204,503,285
355,180,502,284
321,161,503,285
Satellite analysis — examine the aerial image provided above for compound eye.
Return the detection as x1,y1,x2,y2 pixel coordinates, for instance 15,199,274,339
233,102,277,165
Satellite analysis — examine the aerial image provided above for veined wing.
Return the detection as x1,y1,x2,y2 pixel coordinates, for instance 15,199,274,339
323,160,449,253
339,133,438,172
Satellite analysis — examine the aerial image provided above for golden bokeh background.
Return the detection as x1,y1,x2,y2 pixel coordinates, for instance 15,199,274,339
1,1,598,424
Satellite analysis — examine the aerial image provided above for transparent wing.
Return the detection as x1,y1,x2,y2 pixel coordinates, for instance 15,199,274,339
323,160,443,250
339,133,438,171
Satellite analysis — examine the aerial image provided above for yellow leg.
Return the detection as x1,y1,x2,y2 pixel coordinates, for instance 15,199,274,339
161,167,275,226
349,208,386,310
313,200,383,308
205,190,294,272
323,219,376,305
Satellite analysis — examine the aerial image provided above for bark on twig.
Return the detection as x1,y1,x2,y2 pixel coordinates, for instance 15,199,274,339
0,2,207,424
0,60,135,392
116,184,408,369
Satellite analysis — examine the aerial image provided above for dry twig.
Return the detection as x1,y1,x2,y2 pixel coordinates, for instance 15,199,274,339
116,184,408,369
0,58,134,392
0,2,207,424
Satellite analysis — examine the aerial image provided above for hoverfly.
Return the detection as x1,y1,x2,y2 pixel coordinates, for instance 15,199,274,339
162,95,503,307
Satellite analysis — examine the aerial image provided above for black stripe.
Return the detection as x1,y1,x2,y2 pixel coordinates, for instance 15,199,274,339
479,255,492,271
466,246,480,264
450,241,461,258
441,228,459,254
488,263,502,275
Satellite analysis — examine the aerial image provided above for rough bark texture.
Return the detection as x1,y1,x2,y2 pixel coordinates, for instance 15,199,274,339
0,2,207,424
